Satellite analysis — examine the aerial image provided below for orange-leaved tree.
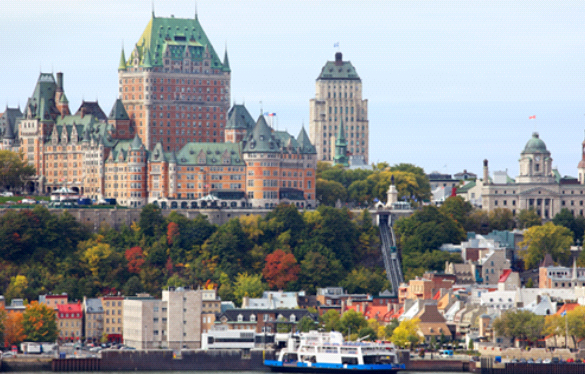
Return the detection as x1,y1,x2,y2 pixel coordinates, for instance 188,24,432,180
262,249,300,290
4,312,25,346
22,301,58,342
125,246,145,274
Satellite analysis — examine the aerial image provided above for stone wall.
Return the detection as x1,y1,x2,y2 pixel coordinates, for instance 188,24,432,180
100,348,272,371
478,346,575,360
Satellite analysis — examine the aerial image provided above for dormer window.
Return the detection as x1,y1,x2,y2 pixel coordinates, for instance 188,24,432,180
237,314,243,322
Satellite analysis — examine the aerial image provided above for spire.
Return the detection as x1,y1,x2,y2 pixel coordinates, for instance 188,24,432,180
333,118,349,167
223,44,231,71
142,47,152,68
118,46,127,71
152,0,155,18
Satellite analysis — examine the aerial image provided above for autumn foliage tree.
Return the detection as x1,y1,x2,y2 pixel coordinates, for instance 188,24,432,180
125,247,145,274
22,301,58,342
167,222,179,246
4,312,25,346
263,249,300,290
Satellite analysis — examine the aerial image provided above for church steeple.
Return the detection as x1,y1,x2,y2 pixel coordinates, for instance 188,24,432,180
333,119,349,167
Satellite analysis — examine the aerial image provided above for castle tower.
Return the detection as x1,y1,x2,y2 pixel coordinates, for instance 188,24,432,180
127,134,148,208
118,12,231,152
309,52,368,163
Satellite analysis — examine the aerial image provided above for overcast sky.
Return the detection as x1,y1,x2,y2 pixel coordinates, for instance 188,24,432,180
2,1,585,179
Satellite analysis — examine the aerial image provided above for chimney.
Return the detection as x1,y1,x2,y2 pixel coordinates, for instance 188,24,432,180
56,72,64,92
335,52,343,66
483,159,489,185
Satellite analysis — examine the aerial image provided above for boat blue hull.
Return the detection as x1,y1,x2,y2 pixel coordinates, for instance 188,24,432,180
264,360,405,373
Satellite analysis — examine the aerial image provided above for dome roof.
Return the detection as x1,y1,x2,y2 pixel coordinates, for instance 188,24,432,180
522,132,548,154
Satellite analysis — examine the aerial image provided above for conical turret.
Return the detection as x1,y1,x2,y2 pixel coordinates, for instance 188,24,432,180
118,47,127,71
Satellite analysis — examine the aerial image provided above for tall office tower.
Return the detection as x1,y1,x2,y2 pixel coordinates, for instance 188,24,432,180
119,12,231,152
309,52,368,164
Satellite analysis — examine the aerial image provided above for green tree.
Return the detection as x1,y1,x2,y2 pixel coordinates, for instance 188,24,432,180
517,209,542,229
123,276,143,296
233,272,265,307
553,208,585,245
520,222,573,269
493,310,544,348
391,318,421,349
297,316,318,332
0,150,35,191
320,310,341,332
138,204,165,241
488,208,515,231
340,268,389,295
201,218,253,279
394,205,466,254
22,301,58,342
296,251,343,293
317,178,347,206
340,309,368,337
440,196,473,226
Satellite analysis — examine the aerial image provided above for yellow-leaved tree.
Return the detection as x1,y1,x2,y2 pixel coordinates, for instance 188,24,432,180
391,318,422,349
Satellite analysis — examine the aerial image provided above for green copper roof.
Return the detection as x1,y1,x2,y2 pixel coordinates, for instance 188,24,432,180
243,115,279,153
318,52,360,80
522,132,549,154
24,73,60,121
142,47,153,68
109,99,130,120
223,48,230,70
334,119,349,167
119,48,127,71
297,127,317,154
131,14,229,71
130,133,144,150
174,142,244,166
59,92,69,103
226,104,255,130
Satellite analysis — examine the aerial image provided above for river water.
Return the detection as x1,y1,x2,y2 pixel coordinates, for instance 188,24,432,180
35,371,455,374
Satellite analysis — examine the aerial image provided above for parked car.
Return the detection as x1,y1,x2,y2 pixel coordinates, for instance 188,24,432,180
0,192,14,197
20,198,36,204
2,351,16,358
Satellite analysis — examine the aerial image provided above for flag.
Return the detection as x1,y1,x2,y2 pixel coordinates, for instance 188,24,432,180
269,113,276,116
529,115,536,120
561,310,567,317
334,42,339,48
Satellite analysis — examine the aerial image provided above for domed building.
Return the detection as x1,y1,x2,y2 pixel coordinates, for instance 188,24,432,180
482,132,585,220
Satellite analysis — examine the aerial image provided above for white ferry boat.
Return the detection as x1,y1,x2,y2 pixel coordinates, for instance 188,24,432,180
264,331,405,373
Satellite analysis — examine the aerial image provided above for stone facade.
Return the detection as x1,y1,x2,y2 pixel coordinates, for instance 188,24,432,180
482,132,585,219
309,52,368,163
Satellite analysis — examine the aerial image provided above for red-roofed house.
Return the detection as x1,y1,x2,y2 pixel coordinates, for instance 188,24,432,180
57,303,83,341
497,269,520,291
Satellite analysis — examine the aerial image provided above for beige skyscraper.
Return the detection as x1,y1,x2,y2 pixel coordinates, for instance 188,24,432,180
309,52,368,163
